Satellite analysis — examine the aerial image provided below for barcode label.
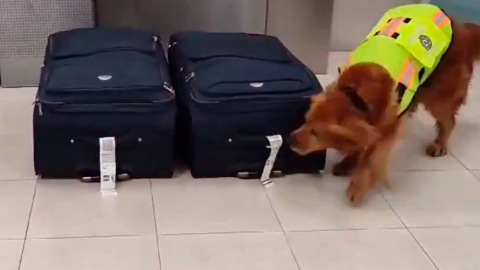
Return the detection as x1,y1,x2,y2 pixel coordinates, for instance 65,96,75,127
102,139,114,152
101,153,115,164
99,137,117,195
261,135,283,187
102,175,110,182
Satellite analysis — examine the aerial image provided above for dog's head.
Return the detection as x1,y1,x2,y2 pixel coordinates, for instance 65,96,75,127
290,63,397,155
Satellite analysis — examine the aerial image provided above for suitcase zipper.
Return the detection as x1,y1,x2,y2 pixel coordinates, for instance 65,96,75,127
34,99,43,116
171,39,320,105
163,82,174,94
181,60,313,104
185,72,195,82
36,83,175,116
152,36,174,95
34,98,171,115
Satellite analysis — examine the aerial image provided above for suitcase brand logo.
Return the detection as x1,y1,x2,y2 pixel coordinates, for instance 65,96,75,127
250,82,264,88
98,75,113,81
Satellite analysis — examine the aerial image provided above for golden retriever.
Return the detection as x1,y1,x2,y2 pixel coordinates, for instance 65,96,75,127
290,13,480,206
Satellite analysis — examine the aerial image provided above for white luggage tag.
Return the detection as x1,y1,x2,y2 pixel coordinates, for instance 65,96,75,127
99,137,117,196
260,135,283,187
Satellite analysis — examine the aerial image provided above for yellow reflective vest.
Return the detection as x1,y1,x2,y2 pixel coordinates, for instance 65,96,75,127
340,4,453,115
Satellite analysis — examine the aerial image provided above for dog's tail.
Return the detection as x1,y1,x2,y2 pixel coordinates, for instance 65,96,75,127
464,23,480,60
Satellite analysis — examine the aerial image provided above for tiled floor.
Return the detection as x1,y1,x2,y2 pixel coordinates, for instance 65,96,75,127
1,52,480,269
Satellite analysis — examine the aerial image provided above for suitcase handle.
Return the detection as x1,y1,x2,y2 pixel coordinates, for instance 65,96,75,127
80,173,131,183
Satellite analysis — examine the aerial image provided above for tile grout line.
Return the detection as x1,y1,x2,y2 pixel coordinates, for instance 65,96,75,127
149,179,163,270
26,234,157,240
18,224,480,241
444,140,480,184
17,177,39,270
0,179,38,182
263,185,302,270
447,142,473,174
470,170,480,181
379,191,440,270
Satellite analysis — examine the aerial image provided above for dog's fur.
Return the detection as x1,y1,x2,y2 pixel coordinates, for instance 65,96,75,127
291,18,480,206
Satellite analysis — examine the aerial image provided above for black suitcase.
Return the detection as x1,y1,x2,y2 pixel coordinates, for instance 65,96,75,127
168,31,326,178
34,28,176,179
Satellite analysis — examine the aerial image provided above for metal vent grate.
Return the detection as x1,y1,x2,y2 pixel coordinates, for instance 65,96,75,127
0,0,94,58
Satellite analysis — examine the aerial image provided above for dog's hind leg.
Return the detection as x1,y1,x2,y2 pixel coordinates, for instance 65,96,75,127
426,115,456,157
424,93,466,157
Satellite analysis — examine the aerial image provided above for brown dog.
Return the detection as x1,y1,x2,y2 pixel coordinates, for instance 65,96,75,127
290,16,480,206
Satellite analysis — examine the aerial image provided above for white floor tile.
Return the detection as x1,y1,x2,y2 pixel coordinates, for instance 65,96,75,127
383,170,480,227
0,240,23,270
287,229,436,270
152,176,281,234
158,233,298,270
449,100,480,170
412,227,480,270
0,98,33,136
21,236,160,270
0,52,477,268
0,87,37,104
0,135,35,181
28,179,155,238
390,118,465,172
0,180,35,239
267,174,403,231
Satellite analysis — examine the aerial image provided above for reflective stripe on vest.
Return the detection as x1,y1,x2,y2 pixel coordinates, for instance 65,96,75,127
380,18,404,36
433,10,450,28
398,58,417,89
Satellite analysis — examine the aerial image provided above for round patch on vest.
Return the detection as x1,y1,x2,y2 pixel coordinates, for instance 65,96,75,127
419,35,432,51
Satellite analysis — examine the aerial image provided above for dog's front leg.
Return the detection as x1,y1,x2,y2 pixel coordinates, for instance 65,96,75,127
346,152,372,206
346,135,398,205
332,151,360,176
369,136,397,189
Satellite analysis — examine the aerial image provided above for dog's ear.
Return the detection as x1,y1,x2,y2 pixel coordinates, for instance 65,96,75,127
339,83,356,93
338,83,371,114
326,119,380,149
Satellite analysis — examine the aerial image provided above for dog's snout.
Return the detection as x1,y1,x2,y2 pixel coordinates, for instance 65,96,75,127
287,133,297,146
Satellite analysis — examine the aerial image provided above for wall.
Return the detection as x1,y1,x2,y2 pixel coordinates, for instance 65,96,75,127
0,0,94,87
330,0,420,51
98,0,334,74
266,0,333,73
1,0,337,87
429,0,480,23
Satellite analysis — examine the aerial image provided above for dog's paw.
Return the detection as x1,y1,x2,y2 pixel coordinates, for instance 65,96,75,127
426,143,448,157
332,162,354,177
346,182,367,207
